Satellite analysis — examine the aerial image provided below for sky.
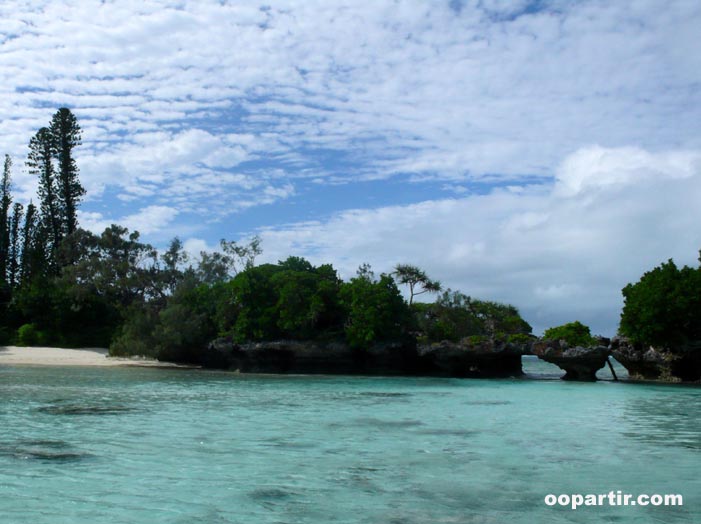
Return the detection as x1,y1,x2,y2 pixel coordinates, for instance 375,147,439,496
1,0,700,335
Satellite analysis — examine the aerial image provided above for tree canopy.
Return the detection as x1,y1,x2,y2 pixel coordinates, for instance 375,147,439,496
542,321,595,347
413,289,532,343
619,256,701,349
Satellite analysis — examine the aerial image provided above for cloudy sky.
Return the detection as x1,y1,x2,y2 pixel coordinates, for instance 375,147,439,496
1,0,700,335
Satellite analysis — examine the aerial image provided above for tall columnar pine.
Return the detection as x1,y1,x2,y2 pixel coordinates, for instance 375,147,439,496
7,203,23,289
20,202,38,285
0,155,12,281
50,108,84,236
27,127,61,270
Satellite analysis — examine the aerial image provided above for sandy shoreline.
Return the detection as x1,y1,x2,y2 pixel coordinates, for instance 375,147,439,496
0,346,192,368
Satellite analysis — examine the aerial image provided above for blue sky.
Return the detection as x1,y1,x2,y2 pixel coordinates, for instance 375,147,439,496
1,0,700,335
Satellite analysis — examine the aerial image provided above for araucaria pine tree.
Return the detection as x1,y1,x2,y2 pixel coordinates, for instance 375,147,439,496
27,127,61,270
50,108,84,236
0,155,12,282
20,202,38,285
7,203,23,289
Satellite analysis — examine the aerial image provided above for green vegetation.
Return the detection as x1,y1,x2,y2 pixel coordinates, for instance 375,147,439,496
619,255,701,349
222,257,344,343
0,107,534,364
16,323,45,347
542,321,596,347
413,290,532,344
340,265,413,349
393,264,441,305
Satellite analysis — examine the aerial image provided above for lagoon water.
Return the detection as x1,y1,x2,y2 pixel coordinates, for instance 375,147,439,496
0,357,698,523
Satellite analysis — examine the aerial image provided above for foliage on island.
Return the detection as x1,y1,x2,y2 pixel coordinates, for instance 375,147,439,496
542,321,597,347
413,290,532,344
619,255,701,351
0,108,532,363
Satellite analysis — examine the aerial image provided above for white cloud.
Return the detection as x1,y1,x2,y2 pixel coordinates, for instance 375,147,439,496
79,205,178,236
554,146,701,197
0,0,699,196
183,237,212,256
257,146,701,336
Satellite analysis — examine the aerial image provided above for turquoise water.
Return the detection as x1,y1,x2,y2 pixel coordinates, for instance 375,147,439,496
0,358,698,524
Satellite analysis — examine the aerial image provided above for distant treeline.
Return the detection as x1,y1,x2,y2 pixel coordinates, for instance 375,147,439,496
0,108,533,362
1,109,698,363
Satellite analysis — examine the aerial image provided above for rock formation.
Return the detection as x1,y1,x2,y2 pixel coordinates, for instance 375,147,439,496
203,337,529,378
417,338,526,378
531,339,611,381
203,338,420,376
611,337,701,382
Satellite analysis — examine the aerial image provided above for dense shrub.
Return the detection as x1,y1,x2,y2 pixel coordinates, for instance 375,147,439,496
16,323,45,346
222,257,345,343
109,282,221,361
339,269,413,349
109,306,159,357
414,290,532,343
543,321,595,347
506,333,533,345
619,258,701,348
152,279,219,362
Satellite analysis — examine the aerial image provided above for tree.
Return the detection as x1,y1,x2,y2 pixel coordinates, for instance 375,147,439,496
27,127,61,269
60,225,159,310
7,203,23,289
215,257,345,343
272,258,343,339
223,263,281,342
26,109,84,271
0,155,11,281
20,202,38,285
196,235,263,284
39,225,162,347
340,265,413,349
543,321,595,347
197,251,232,284
50,108,84,236
619,258,701,348
413,289,532,343
152,277,218,362
393,263,441,305
468,298,532,337
159,237,191,296
220,235,263,275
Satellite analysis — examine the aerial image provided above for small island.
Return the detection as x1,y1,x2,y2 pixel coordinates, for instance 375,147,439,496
1,109,699,383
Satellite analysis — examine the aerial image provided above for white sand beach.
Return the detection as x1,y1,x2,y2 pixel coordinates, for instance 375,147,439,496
0,346,191,368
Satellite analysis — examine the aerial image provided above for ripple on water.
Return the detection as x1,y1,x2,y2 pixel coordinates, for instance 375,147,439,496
247,486,310,512
346,417,425,429
463,400,511,406
357,392,412,398
261,437,318,450
621,393,701,450
0,439,91,463
36,403,136,416
416,428,479,437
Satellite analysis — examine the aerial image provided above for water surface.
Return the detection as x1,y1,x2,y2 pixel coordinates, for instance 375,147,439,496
0,361,698,523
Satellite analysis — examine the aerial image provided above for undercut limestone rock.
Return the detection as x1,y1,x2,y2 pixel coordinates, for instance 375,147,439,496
531,340,611,381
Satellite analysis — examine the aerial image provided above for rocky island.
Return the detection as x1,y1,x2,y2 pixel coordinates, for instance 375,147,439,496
611,337,701,382
204,336,529,378
530,337,612,381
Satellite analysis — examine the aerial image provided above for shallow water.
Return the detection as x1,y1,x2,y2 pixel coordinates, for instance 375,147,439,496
0,360,698,524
